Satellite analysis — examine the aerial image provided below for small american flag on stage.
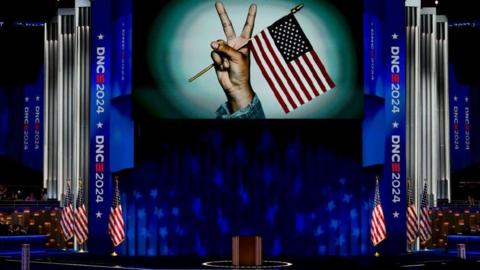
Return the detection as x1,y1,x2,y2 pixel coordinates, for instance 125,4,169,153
370,177,386,246
406,181,418,244
60,181,74,240
74,180,88,245
108,178,125,247
249,14,335,113
419,181,432,242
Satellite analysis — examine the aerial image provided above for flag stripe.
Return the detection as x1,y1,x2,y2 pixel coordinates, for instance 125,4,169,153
108,181,125,247
304,52,328,92
253,35,298,110
261,31,305,105
289,61,317,100
250,38,291,113
305,52,331,91
60,184,74,241
300,56,326,93
310,50,335,89
285,64,313,101
371,179,386,246
419,182,432,242
264,29,313,101
293,58,320,97
75,182,88,244
406,180,418,244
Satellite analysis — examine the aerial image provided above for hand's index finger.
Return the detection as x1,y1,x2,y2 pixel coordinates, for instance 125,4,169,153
241,4,257,39
215,1,236,41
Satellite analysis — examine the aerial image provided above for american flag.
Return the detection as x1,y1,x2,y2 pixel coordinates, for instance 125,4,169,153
370,177,386,246
249,14,335,113
60,181,74,240
419,181,432,242
74,180,88,244
406,180,418,244
108,178,125,247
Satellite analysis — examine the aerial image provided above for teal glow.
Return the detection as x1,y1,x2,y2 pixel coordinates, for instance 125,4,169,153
140,0,361,118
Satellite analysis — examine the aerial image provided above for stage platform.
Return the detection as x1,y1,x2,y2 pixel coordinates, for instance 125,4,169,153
0,250,480,270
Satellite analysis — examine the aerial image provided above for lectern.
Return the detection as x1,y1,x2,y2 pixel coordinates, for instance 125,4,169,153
232,236,262,267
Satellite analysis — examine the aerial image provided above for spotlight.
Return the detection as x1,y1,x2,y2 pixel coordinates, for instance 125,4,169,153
435,0,439,5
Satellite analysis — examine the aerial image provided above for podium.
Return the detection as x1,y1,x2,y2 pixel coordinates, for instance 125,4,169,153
232,236,262,267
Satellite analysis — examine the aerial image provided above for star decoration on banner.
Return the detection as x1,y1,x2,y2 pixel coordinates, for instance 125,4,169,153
392,33,399,40
96,122,104,129
25,97,29,102
98,33,104,40
393,211,400,218
392,121,399,128
465,97,469,103
36,96,40,101
96,211,102,219
454,96,458,101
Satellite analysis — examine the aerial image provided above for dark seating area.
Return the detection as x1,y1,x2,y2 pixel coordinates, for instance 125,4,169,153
0,204,65,252
0,184,48,202
430,208,480,249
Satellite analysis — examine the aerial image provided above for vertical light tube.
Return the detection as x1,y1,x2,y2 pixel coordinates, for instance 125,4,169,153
43,24,49,191
421,8,437,205
406,0,421,251
57,15,64,199
436,16,449,200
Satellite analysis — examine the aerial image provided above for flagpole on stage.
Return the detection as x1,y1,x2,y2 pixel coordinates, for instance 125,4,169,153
188,3,305,82
78,242,85,253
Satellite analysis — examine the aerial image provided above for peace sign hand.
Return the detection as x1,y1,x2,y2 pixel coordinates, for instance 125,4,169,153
211,2,257,112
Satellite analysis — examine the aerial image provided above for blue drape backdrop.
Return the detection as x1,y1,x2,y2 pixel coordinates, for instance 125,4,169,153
116,120,373,257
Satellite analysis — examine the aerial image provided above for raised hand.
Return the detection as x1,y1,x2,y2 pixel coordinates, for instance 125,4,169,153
211,2,257,112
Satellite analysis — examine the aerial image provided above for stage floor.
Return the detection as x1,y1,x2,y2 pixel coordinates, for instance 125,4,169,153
1,250,480,269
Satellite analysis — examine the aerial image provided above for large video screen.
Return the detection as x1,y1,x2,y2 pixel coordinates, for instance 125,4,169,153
134,0,362,119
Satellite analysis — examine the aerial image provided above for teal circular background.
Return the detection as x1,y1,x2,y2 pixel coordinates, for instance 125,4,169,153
141,0,360,118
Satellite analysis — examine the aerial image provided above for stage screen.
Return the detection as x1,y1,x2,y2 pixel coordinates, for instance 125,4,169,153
133,0,362,119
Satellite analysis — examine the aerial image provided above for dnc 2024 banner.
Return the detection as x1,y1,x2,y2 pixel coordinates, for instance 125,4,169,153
364,0,407,254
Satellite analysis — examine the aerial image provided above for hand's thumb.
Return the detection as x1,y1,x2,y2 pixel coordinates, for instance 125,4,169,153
211,40,242,62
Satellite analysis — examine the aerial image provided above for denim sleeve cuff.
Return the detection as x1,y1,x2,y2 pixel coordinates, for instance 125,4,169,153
216,94,266,119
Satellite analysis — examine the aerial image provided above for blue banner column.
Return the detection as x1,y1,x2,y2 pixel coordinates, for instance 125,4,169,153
381,0,407,254
89,0,113,254
22,68,44,171
364,0,407,254
449,65,472,171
